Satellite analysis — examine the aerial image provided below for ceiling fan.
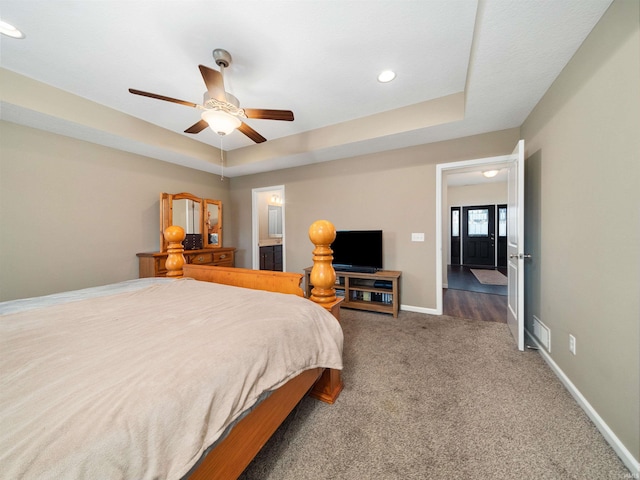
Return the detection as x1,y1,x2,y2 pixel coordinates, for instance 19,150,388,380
129,48,294,144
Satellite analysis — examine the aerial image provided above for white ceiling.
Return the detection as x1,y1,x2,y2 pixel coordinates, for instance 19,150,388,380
0,0,612,178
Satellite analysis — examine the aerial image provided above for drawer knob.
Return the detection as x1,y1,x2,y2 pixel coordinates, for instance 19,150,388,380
197,256,203,261
220,254,226,259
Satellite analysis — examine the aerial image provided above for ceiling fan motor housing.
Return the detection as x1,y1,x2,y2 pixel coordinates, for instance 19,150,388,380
213,48,232,68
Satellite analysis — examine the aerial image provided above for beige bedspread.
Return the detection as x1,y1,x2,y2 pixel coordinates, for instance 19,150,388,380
0,279,343,479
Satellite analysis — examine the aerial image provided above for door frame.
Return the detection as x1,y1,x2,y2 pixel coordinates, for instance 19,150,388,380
251,185,286,270
435,155,514,314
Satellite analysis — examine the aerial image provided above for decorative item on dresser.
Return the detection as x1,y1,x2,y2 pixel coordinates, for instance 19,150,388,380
137,192,235,278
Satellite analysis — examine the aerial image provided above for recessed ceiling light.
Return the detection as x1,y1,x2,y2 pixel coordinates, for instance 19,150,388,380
377,70,396,83
483,170,499,178
0,20,25,39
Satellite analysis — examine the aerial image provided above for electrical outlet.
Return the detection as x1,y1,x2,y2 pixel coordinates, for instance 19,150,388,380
411,233,425,242
569,334,576,355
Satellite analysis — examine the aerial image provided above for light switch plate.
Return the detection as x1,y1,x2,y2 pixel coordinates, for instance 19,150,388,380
411,233,425,242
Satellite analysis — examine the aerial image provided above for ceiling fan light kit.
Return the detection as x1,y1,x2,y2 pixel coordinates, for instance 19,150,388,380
128,48,294,144
201,109,241,136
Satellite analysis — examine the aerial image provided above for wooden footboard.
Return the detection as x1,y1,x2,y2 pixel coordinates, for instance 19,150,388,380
188,367,323,480
164,221,343,479
182,264,304,296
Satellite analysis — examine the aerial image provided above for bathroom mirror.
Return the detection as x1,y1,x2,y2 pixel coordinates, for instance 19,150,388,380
268,205,283,238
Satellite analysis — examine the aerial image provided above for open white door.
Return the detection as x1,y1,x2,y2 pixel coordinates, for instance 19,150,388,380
506,140,526,351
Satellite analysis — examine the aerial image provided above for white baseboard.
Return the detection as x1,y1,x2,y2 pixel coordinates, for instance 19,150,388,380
400,304,440,315
525,329,640,476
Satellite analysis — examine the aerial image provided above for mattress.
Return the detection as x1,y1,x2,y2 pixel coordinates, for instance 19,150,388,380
0,278,343,479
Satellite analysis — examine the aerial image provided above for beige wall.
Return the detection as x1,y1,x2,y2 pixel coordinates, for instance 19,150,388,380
521,0,639,462
0,121,229,301
447,182,507,207
229,128,520,310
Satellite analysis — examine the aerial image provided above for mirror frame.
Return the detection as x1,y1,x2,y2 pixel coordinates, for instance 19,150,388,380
204,199,223,249
160,192,223,251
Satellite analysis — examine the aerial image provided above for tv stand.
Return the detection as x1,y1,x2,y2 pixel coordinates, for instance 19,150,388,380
304,267,401,318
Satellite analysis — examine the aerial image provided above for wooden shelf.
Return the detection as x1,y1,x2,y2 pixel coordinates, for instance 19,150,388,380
304,267,401,318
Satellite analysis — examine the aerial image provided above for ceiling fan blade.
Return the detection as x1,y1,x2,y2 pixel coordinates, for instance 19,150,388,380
128,88,198,108
244,108,294,121
198,65,227,102
238,122,267,143
184,119,209,134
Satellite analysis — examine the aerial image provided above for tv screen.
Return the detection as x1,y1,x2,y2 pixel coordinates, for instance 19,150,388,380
332,230,383,272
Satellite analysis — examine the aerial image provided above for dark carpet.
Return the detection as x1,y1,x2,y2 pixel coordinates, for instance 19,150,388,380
239,309,630,479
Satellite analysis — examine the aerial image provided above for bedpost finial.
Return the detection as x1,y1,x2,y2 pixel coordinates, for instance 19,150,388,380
165,225,186,244
164,226,186,278
308,219,336,247
308,220,336,304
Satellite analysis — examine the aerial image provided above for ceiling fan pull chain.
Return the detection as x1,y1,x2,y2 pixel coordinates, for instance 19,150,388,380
220,136,225,181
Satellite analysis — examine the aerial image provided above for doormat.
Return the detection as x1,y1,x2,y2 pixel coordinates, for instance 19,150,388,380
471,269,508,286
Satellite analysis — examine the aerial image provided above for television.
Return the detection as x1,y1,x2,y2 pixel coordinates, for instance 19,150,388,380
331,230,383,273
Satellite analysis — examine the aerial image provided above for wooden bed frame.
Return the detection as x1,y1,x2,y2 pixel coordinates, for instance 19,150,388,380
163,220,343,480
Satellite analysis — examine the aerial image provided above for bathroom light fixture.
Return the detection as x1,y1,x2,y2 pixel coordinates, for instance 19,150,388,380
270,194,283,205
377,70,396,83
483,170,499,178
201,109,242,136
0,20,25,39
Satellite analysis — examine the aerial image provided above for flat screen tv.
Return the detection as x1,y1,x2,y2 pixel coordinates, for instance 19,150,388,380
331,230,383,273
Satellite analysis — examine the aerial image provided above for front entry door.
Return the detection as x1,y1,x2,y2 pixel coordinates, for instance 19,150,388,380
462,205,495,266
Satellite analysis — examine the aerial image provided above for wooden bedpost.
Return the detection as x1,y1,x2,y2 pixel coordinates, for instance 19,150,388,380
308,219,337,304
308,220,343,404
164,225,186,278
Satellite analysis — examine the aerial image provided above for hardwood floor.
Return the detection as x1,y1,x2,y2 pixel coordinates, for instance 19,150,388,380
447,265,507,295
443,288,507,323
444,266,507,323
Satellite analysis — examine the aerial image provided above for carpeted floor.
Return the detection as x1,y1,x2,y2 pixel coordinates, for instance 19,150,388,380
239,309,630,479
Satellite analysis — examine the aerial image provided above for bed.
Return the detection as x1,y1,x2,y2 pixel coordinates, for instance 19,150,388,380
0,220,343,480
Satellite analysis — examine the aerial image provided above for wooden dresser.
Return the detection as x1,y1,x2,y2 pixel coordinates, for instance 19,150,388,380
137,247,236,278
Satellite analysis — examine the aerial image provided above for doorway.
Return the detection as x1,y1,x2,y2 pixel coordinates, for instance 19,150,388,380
251,185,285,271
436,140,525,350
435,154,513,315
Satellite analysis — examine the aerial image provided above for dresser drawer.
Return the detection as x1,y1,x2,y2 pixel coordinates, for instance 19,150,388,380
190,253,214,265
156,257,167,275
214,251,233,263
137,247,236,278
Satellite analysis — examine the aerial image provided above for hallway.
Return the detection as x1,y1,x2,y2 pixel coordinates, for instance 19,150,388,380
444,266,507,323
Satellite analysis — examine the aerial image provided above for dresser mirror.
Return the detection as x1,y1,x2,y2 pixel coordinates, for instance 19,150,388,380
160,193,222,251
204,199,222,248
